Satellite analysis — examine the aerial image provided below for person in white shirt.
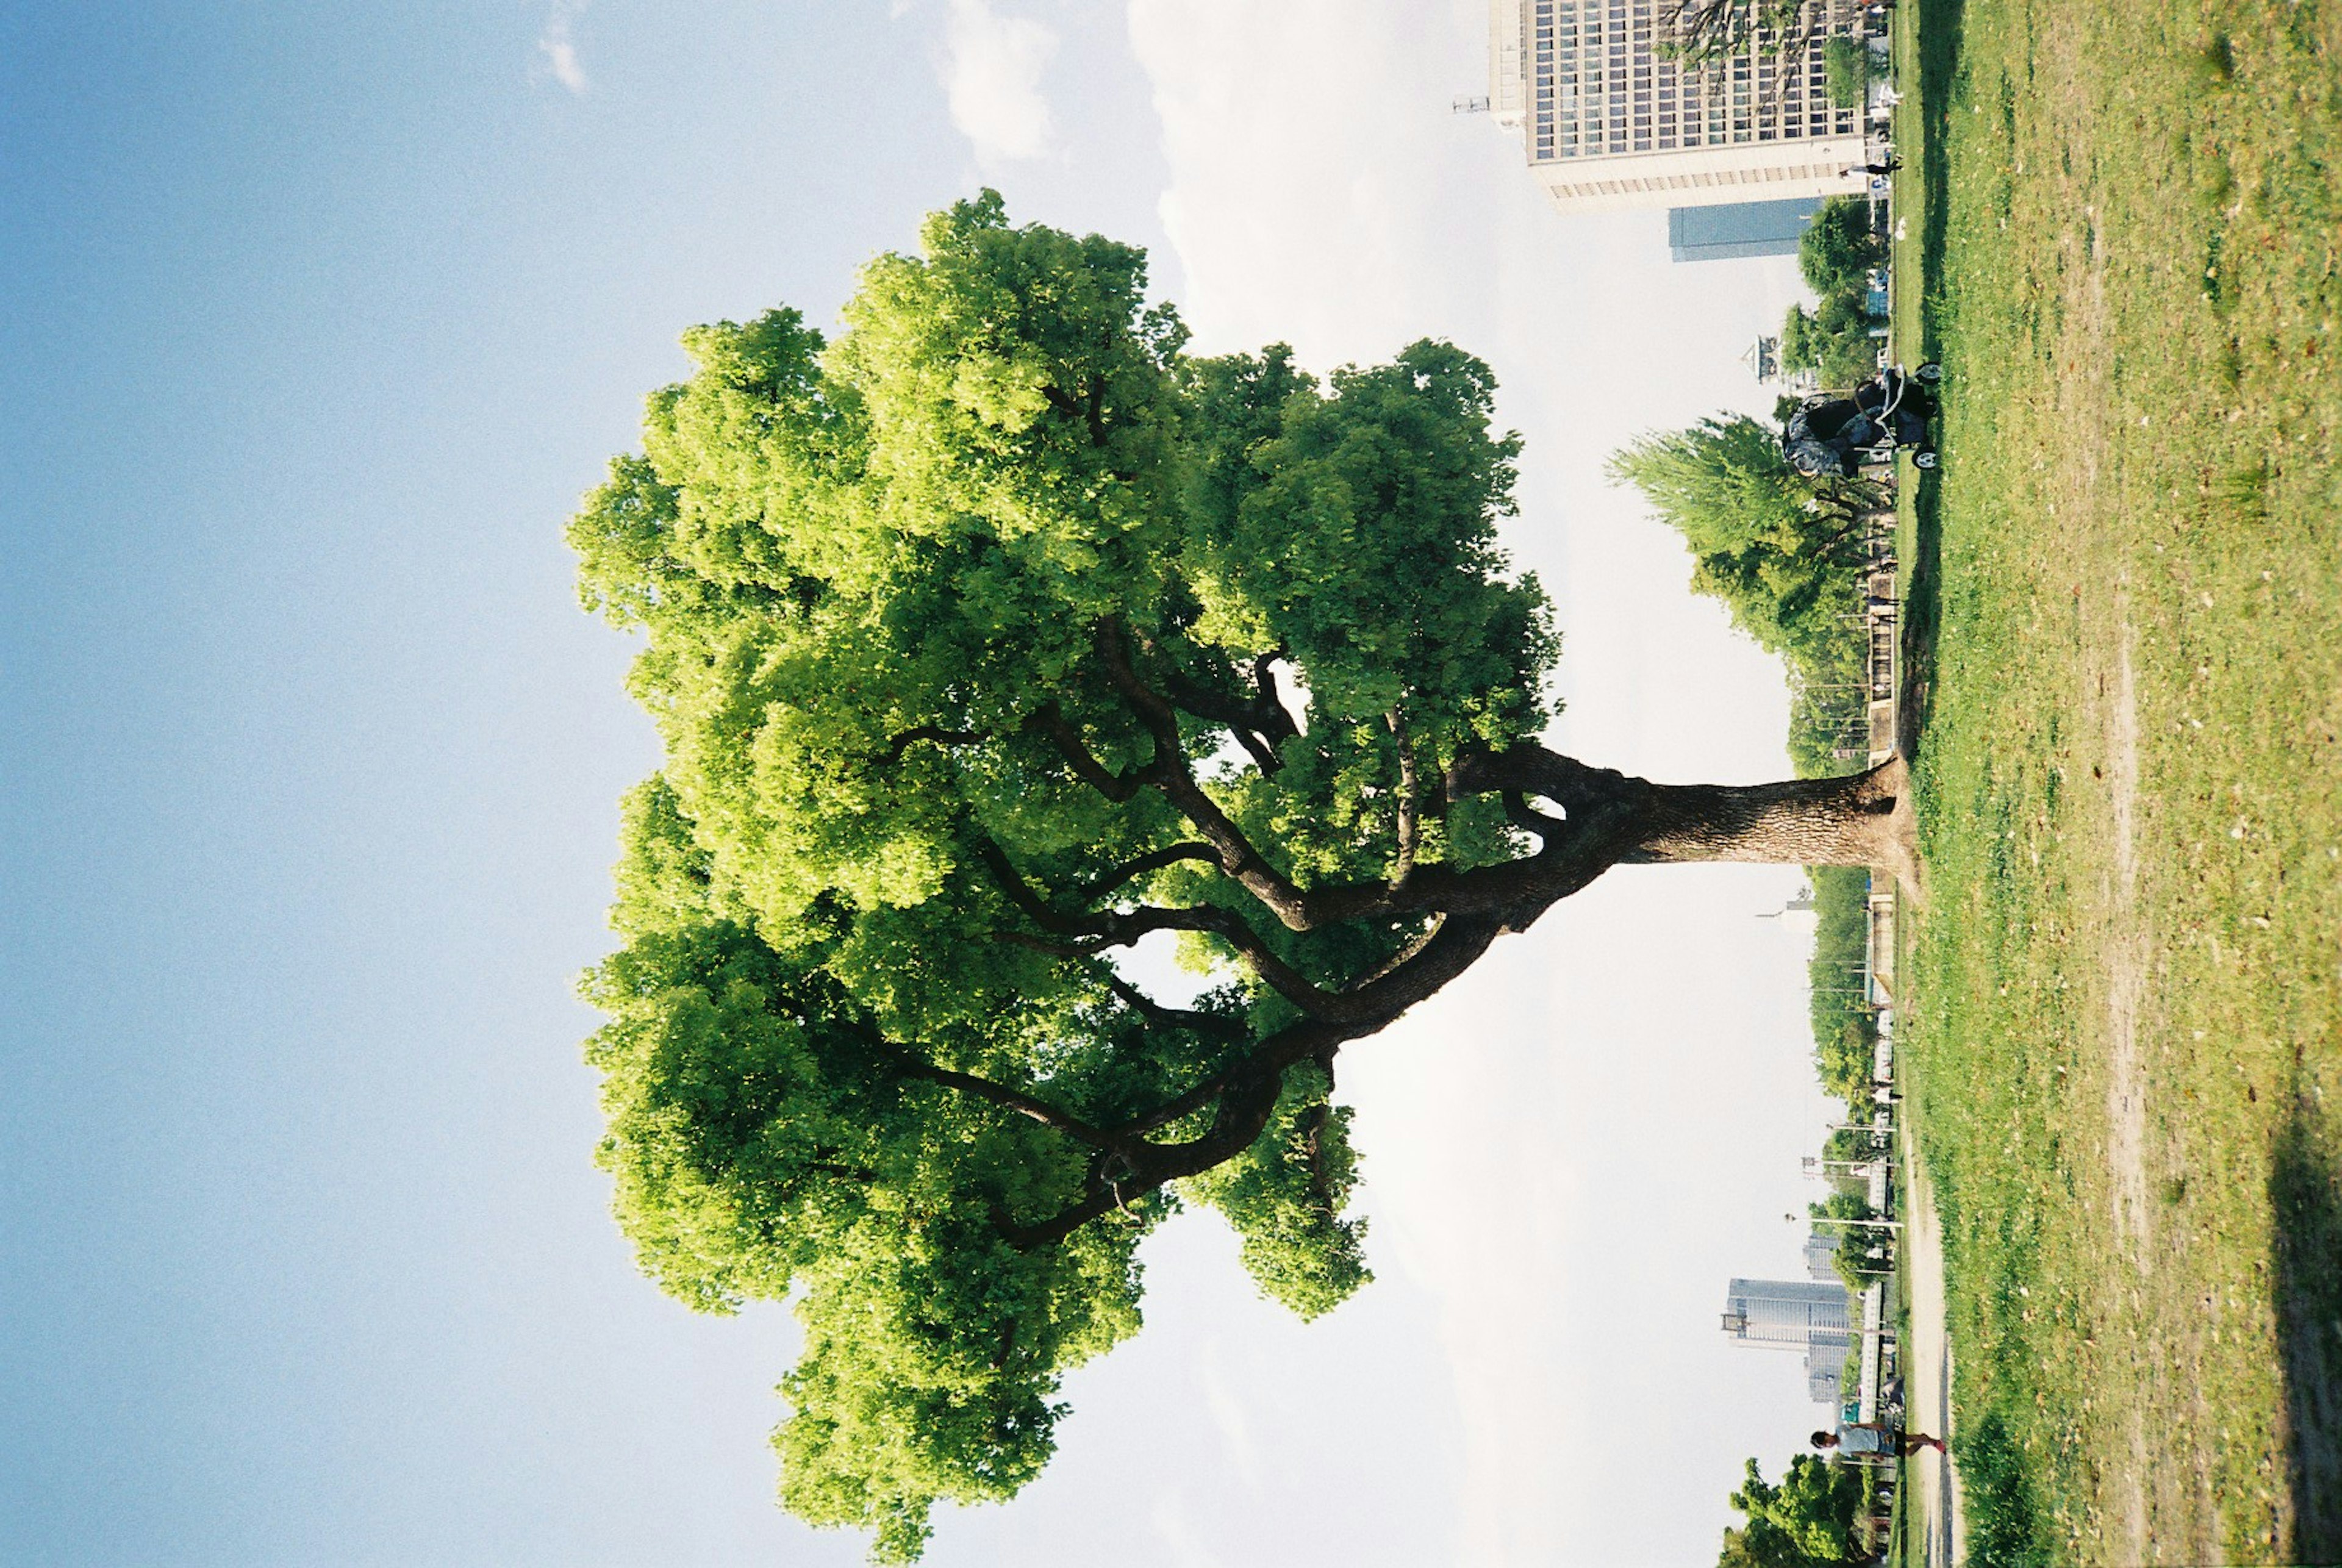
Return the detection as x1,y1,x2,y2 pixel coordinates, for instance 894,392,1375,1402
1812,1422,1947,1458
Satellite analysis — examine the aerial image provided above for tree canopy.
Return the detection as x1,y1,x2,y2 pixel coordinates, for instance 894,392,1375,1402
1719,1453,1868,1567
1822,37,1868,109
570,192,1917,1559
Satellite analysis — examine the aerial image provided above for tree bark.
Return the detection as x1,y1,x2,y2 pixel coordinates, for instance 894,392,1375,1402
1449,746,1921,899
1608,759,1916,870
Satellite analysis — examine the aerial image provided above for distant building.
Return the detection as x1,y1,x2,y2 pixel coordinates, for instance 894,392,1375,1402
1722,1276,1853,1408
1486,0,1869,214
1668,196,1821,260
1722,1277,1852,1347
1803,1231,1843,1282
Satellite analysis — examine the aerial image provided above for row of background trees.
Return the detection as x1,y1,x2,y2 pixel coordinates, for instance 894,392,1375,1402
1781,197,1891,390
1608,195,1901,1561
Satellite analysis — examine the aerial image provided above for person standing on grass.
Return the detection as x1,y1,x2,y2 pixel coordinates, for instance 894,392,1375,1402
1813,1422,1947,1458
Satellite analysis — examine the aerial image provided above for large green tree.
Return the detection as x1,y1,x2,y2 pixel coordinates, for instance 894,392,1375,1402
1797,196,1885,299
568,193,1917,1559
1606,415,1883,664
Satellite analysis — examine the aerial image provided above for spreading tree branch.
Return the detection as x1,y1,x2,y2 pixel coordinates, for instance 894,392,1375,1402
1092,620,1319,928
1065,843,1222,904
838,1022,1119,1150
972,837,1343,1018
1135,635,1301,775
1025,704,1147,801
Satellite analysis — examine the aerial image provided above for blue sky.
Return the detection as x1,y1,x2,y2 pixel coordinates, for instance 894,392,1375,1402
4,4,1841,1563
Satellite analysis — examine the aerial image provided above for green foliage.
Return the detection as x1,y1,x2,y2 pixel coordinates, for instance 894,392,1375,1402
1777,199,1888,390
1799,198,1885,298
1822,37,1868,109
1606,417,1869,664
1607,417,1883,776
1807,866,1878,1106
570,192,1560,1558
1721,1454,1866,1566
1814,298,1885,392
1779,304,1817,374
1180,1064,1370,1319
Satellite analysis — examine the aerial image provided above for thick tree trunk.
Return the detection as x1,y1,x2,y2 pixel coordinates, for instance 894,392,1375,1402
1452,746,1922,898
1611,756,1917,872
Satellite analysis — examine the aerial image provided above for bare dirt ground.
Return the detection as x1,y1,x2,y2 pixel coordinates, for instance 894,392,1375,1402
1903,1154,1964,1567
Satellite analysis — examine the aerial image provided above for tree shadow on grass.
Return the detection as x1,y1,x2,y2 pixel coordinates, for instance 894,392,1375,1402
1911,0,1965,360
1952,1409,2050,1568
2270,1108,2342,1559
1894,0,1962,769
1897,457,1943,766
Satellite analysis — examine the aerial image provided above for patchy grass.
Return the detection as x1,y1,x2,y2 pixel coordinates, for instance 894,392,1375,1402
1888,0,2342,1561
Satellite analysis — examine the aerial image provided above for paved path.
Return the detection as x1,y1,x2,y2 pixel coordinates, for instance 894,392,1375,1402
1903,1153,1964,1566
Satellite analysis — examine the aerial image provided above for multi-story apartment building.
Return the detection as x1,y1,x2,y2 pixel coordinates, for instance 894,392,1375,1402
1488,0,1870,213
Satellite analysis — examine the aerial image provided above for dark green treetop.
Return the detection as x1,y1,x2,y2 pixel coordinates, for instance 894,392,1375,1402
1797,196,1885,300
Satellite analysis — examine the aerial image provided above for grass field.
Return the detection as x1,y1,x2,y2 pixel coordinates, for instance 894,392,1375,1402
1886,0,2342,1561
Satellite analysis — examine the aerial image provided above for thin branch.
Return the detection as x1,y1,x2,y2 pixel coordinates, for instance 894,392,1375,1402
1100,972,1244,1039
839,1022,1118,1150
1025,704,1147,802
1067,843,1221,904
1133,638,1299,775
972,836,1342,1018
1339,912,1446,994
1107,1070,1243,1140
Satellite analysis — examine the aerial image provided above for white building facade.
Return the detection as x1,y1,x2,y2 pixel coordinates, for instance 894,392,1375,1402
1489,0,1870,213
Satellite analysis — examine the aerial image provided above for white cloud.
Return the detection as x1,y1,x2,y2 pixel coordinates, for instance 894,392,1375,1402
537,1,589,96
1125,0,1478,365
940,0,1058,166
